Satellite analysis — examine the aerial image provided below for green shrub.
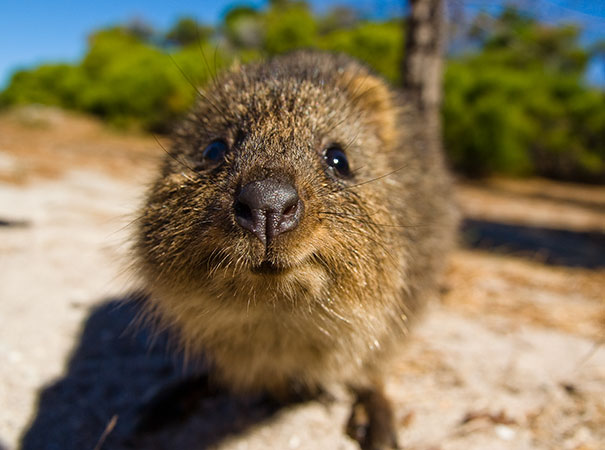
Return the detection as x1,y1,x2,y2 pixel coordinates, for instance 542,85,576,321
0,64,87,108
1,28,231,131
442,8,605,181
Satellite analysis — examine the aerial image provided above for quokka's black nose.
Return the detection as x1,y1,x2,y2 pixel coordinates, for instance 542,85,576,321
234,179,303,245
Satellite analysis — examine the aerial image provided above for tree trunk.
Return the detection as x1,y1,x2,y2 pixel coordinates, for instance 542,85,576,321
402,0,446,135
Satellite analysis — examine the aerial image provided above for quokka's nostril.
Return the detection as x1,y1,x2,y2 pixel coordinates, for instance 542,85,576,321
234,201,252,222
282,201,297,217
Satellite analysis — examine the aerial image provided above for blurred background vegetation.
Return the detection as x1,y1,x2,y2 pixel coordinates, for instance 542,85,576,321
1,0,603,182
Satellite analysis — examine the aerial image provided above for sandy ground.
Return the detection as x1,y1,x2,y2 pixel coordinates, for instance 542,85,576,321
0,107,604,450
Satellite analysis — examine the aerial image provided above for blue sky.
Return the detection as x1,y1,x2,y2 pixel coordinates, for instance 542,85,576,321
0,0,400,87
1,0,603,88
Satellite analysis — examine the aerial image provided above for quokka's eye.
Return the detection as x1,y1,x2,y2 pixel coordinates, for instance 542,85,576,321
324,144,351,178
200,139,228,168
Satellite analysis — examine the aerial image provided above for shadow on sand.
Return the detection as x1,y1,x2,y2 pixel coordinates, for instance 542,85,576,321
21,294,285,450
462,218,605,268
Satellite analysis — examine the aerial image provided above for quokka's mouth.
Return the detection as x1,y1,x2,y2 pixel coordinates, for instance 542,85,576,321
250,260,292,275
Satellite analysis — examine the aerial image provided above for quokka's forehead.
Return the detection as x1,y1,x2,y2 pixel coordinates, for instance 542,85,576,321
211,79,347,118
204,53,373,112
193,90,354,143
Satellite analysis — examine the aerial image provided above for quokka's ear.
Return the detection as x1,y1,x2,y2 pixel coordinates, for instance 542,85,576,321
338,69,398,147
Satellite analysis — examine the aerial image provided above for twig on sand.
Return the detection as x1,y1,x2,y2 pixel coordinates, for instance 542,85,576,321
92,415,118,450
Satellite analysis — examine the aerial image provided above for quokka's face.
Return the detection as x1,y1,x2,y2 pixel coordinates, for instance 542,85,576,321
135,53,405,304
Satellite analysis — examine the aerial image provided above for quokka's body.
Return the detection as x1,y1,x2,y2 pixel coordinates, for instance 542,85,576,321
134,51,457,449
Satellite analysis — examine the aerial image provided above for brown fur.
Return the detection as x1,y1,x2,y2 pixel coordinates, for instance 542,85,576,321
133,51,457,400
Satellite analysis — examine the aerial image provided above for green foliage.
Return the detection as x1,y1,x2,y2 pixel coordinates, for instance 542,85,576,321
1,27,230,131
78,29,188,129
1,3,603,181
165,17,212,46
264,2,317,54
444,7,605,181
0,64,87,109
317,6,359,34
318,21,403,83
444,62,533,176
224,6,263,49
123,18,155,43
